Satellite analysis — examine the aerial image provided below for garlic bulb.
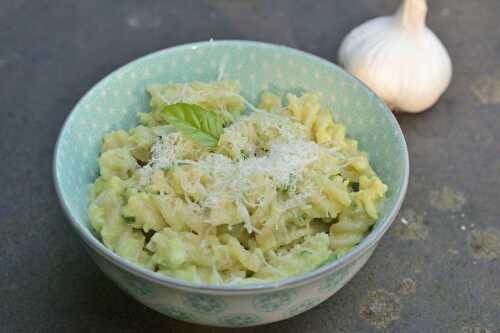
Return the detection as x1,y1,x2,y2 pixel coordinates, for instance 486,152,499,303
338,0,452,113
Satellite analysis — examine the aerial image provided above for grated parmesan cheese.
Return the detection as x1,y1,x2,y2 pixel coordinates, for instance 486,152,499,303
138,132,182,185
137,89,348,234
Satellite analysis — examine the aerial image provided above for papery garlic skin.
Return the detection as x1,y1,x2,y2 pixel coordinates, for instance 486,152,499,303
338,0,452,113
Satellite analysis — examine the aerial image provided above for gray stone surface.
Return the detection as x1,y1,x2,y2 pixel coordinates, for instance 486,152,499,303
1,0,499,332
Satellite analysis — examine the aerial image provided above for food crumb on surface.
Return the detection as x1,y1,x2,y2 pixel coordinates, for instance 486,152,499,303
461,225,467,231
359,289,400,329
467,228,500,260
125,12,161,30
448,249,459,255
440,8,451,17
462,325,491,333
429,186,466,212
397,278,416,296
471,68,500,104
473,133,495,144
389,209,428,241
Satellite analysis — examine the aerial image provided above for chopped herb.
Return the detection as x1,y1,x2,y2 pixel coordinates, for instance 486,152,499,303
240,150,249,159
351,182,360,192
123,216,136,224
301,250,313,256
293,211,306,224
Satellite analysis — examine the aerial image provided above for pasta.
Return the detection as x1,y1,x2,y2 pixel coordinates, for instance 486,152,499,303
88,80,387,285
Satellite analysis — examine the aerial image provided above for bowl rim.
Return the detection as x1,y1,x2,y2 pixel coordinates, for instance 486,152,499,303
53,40,409,295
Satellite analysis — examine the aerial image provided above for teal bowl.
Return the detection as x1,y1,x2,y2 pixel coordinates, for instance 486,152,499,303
54,40,409,327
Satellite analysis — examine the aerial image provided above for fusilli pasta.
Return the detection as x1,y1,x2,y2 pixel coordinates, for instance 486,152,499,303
88,80,387,285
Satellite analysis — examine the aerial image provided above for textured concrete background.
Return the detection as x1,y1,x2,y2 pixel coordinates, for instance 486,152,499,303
1,0,499,332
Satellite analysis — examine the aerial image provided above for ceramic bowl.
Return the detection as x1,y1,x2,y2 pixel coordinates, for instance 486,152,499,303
53,40,409,327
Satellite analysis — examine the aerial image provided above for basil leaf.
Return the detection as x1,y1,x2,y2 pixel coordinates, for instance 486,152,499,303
123,216,136,224
160,103,224,148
